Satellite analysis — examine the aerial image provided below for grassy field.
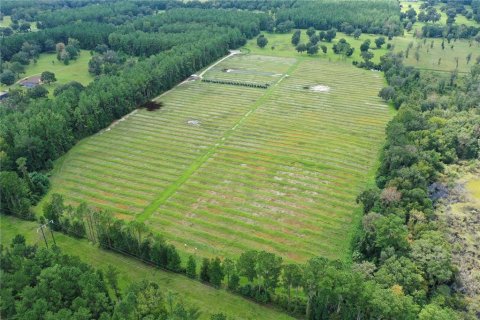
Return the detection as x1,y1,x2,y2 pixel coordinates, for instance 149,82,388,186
400,0,479,27
0,215,293,320
243,31,390,64
1,50,93,91
0,15,12,27
41,50,392,263
392,36,479,73
397,1,480,73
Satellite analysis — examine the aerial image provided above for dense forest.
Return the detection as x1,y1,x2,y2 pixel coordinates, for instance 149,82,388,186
1,1,479,319
0,235,210,319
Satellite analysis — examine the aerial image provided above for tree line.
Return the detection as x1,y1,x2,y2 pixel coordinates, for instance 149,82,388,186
1,234,226,319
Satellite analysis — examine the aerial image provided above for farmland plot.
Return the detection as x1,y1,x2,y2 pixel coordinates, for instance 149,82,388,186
46,54,391,262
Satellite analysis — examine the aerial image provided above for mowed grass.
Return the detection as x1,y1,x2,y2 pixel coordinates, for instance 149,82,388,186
1,50,93,91
43,53,392,263
0,215,293,320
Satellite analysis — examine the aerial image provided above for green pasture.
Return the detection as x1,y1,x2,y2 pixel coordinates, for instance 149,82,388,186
0,215,293,320
392,36,479,73
42,52,392,263
243,31,390,64
1,50,93,91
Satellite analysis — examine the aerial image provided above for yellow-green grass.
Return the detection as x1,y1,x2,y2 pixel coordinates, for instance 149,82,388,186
243,29,479,74
1,50,93,91
0,215,293,320
392,36,479,73
42,53,392,263
243,30,389,64
397,2,480,73
0,15,12,27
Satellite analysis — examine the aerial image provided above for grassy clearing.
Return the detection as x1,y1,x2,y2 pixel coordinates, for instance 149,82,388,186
243,31,389,64
43,51,391,263
243,28,479,74
392,36,479,73
0,15,12,27
400,1,479,27
396,1,480,73
1,50,93,91
0,215,293,320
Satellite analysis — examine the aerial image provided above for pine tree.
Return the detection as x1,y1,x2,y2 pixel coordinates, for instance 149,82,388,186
186,256,197,279
209,257,224,288
200,258,210,282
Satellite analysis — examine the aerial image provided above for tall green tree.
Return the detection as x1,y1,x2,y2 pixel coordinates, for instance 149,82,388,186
186,255,197,279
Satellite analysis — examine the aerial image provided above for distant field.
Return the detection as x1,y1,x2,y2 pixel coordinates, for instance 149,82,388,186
400,0,479,27
42,52,391,262
392,36,479,73
243,31,390,64
397,1,480,73
0,15,12,27
0,215,293,320
1,50,93,91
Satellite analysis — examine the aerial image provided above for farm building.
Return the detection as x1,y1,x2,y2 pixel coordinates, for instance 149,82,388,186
0,91,8,100
19,76,41,88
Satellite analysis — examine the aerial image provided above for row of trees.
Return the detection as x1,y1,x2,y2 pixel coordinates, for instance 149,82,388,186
0,235,223,319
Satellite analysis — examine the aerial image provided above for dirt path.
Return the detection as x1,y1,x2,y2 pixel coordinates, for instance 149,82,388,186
197,50,241,78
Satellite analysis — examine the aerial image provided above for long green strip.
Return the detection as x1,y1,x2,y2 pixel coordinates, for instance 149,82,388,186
137,60,300,222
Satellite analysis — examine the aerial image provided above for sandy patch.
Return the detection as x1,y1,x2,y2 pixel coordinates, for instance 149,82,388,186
309,85,331,93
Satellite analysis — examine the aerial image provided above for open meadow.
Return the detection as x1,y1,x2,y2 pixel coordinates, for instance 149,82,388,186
42,50,392,263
